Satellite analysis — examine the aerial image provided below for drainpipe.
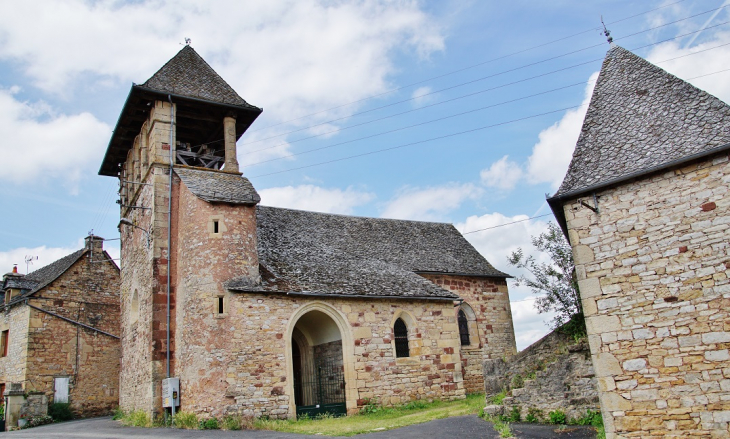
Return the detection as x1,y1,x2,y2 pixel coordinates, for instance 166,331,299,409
166,95,174,381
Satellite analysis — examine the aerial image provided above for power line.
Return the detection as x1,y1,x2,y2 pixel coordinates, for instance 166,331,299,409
462,214,554,235
249,104,588,179
242,8,729,151
244,0,693,135
245,38,730,177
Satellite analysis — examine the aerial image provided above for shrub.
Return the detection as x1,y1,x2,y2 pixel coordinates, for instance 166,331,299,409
221,415,242,430
488,390,508,405
48,402,74,422
525,407,543,423
122,410,152,427
500,406,520,423
199,417,219,430
548,409,566,425
403,400,428,410
112,407,125,420
173,411,198,429
570,409,603,427
22,415,54,429
359,398,382,415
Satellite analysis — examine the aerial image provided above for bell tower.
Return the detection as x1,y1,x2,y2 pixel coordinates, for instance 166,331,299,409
99,45,262,416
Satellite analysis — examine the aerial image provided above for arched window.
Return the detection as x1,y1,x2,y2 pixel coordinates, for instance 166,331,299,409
458,309,470,346
394,318,409,358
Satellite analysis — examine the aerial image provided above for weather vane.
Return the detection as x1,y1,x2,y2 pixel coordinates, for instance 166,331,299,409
601,16,613,45
184,38,191,46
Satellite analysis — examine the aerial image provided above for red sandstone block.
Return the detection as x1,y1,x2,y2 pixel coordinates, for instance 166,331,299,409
679,246,688,253
701,202,717,211
446,363,455,370
444,347,454,354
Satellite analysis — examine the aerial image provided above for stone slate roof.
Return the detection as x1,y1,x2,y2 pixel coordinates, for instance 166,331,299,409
175,167,261,205
23,249,87,294
228,206,509,300
140,45,259,110
1,275,38,292
553,45,730,197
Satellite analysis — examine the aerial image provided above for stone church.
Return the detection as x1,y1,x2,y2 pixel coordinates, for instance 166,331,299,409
99,45,516,419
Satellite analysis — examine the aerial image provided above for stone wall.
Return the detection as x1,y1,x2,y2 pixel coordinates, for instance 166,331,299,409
483,329,599,422
421,274,517,393
118,100,177,416
0,305,30,387
564,151,730,437
24,252,120,417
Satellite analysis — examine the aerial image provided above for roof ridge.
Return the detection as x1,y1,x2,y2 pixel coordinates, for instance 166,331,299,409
257,204,456,227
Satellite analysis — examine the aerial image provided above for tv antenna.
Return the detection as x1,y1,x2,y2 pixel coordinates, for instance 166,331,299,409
24,255,38,274
601,16,613,44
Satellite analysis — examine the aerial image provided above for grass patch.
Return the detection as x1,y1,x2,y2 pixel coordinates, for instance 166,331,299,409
118,410,152,427
255,393,485,436
487,389,508,405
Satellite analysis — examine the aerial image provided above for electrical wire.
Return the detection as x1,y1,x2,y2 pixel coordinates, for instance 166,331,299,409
246,42,730,178
241,5,728,148
244,0,693,135
462,214,554,235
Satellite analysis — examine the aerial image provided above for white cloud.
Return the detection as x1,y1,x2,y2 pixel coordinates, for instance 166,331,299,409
455,212,554,350
258,184,375,214
525,72,599,189
0,239,119,276
411,86,435,107
647,31,730,103
480,155,523,190
380,183,481,221
0,1,443,122
0,88,110,191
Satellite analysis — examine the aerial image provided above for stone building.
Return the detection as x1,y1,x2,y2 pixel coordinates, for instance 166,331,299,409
547,45,730,438
98,45,517,419
0,236,120,423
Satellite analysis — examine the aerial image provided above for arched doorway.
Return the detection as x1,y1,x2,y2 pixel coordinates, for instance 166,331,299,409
291,310,346,418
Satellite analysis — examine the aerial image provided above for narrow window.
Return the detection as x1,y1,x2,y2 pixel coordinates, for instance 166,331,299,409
1,330,8,357
213,220,219,234
394,318,409,358
458,309,470,346
217,296,224,314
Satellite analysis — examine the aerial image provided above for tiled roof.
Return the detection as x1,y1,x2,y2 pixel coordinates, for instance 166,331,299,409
1,275,38,292
554,45,730,197
24,249,87,294
175,167,261,205
140,45,259,110
227,206,509,299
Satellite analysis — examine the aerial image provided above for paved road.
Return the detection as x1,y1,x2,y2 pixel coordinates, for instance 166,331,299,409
3,416,597,438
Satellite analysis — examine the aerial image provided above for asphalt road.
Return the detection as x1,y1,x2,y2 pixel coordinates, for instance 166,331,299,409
3,416,597,438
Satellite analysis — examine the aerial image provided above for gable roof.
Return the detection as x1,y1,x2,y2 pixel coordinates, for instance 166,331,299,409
548,46,730,234
227,206,509,300
140,45,259,109
175,167,260,205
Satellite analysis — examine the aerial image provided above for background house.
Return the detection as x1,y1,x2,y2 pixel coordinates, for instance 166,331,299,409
100,45,517,419
548,45,730,438
0,235,120,425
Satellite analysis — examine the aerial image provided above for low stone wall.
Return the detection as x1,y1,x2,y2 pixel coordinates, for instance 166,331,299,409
483,328,599,422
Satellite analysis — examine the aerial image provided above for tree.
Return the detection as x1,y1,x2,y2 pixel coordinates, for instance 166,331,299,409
507,222,582,330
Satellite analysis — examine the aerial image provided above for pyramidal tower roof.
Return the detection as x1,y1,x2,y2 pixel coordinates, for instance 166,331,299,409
554,45,730,197
139,45,257,109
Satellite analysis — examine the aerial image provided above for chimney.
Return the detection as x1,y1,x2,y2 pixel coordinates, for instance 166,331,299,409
12,265,17,274
85,235,104,254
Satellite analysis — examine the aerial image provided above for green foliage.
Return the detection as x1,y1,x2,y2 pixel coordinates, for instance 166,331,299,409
558,313,587,342
173,411,198,429
508,222,582,329
112,407,124,420
499,406,520,423
48,403,74,422
569,409,603,427
488,390,508,405
548,409,567,425
494,420,512,438
525,407,543,423
221,415,241,430
119,410,152,427
359,398,382,415
510,374,524,389
21,415,54,429
199,417,220,430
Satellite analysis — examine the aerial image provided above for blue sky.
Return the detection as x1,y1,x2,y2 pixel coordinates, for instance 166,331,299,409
1,0,729,349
